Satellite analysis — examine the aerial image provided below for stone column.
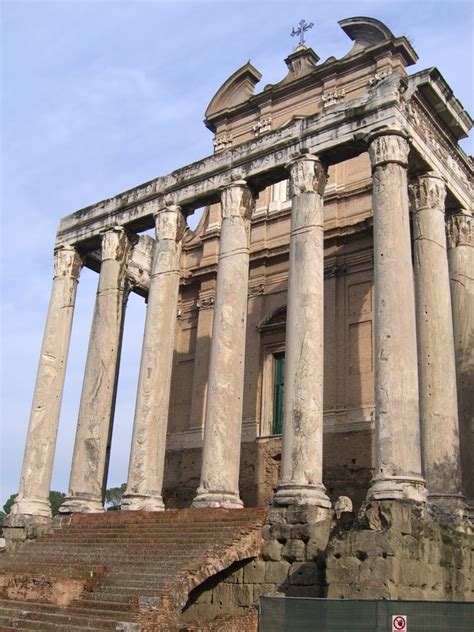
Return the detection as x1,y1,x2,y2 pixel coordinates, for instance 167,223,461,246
410,174,463,506
192,180,254,509
61,228,132,513
7,246,82,522
273,154,331,508
446,212,474,510
367,132,427,502
122,205,186,511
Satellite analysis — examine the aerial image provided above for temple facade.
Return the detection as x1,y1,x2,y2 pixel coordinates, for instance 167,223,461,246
3,17,473,624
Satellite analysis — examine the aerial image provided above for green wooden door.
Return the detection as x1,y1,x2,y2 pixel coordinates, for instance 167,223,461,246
272,352,285,435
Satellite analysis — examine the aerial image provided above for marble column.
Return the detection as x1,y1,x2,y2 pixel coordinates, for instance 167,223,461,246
410,174,463,506
7,246,83,522
192,180,254,509
61,228,132,513
446,211,474,510
366,132,427,503
273,154,332,508
122,205,186,511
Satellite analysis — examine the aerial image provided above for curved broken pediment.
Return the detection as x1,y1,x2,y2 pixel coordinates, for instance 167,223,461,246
205,62,262,126
339,16,395,55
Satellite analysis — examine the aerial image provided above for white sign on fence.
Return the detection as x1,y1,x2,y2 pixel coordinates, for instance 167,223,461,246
392,614,408,631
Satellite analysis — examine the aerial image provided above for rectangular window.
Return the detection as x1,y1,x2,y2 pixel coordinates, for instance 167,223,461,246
272,352,285,434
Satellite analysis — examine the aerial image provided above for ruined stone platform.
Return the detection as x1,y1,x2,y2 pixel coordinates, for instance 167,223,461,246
0,508,266,631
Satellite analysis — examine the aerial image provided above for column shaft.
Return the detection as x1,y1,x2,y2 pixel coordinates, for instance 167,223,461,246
8,246,82,522
446,212,474,510
122,206,185,511
367,133,426,502
61,228,132,513
273,155,331,508
410,174,463,505
192,180,253,509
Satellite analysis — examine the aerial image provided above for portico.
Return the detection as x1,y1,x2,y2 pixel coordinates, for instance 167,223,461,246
7,17,472,528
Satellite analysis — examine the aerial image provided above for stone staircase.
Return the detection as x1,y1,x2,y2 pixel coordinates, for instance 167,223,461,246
0,507,266,631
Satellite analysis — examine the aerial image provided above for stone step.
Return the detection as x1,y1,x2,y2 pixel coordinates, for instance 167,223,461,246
0,600,124,621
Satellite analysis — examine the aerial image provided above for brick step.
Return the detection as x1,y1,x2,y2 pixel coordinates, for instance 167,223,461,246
19,537,238,551
42,531,247,544
62,508,265,524
0,599,136,621
3,616,109,632
52,518,260,530
4,609,120,630
12,547,236,564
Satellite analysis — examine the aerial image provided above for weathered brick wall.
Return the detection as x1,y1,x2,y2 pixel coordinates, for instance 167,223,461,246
163,432,373,513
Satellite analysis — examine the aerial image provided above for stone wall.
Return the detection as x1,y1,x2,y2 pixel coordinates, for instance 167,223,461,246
326,501,473,601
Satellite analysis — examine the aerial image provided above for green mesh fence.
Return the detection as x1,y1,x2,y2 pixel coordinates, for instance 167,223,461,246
259,597,474,631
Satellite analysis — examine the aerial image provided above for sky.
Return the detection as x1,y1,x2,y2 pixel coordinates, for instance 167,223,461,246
1,0,473,506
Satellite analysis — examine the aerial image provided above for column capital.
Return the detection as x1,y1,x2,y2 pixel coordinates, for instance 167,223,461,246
154,205,186,242
409,173,446,212
53,245,83,280
446,212,472,249
100,226,134,262
368,131,410,169
220,179,254,221
286,153,327,196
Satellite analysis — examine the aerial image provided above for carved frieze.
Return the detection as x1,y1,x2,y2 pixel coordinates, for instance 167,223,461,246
322,88,345,107
248,283,265,298
54,245,83,280
213,133,233,152
196,294,215,310
446,213,472,249
409,174,446,211
406,101,471,191
368,69,392,86
288,155,327,196
252,117,272,137
368,133,409,168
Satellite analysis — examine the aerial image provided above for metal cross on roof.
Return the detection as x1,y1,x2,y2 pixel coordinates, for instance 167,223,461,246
291,19,314,46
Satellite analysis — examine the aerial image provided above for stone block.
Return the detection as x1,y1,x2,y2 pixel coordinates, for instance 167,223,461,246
243,560,266,584
266,507,288,525
290,524,310,542
288,562,320,586
233,584,253,607
282,539,305,562
252,583,280,602
213,582,234,608
225,567,243,584
196,588,213,604
326,556,360,584
264,561,290,584
358,556,392,584
269,523,292,543
261,539,282,561
286,585,324,598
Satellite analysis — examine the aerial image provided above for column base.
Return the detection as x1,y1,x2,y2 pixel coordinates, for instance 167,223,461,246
192,489,243,509
367,476,427,503
272,483,332,508
60,494,104,514
5,496,52,522
121,493,165,511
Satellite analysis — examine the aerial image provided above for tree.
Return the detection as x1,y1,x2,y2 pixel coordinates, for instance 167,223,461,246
105,483,126,510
